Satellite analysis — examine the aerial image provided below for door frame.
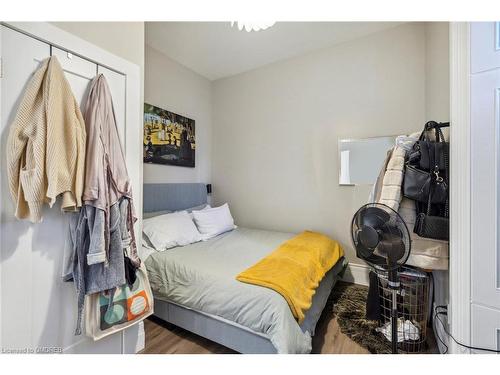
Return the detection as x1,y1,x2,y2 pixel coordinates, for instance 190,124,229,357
449,21,472,354
0,22,143,353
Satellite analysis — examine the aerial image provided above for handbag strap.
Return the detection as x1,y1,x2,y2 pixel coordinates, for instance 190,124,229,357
425,139,439,216
421,121,448,142
426,189,433,216
427,139,449,218
419,121,436,141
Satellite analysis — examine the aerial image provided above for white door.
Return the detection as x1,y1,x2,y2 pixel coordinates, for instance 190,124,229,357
0,24,141,353
471,22,500,73
470,21,500,352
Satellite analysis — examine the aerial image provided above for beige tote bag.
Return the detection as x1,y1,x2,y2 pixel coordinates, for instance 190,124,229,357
84,263,154,341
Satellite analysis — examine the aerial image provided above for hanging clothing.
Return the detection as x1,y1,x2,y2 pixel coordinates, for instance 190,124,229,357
6,56,86,222
378,146,406,211
81,74,139,267
63,198,133,335
63,74,140,335
369,148,392,204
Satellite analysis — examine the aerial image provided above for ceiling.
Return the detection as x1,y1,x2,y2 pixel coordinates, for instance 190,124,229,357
145,22,402,81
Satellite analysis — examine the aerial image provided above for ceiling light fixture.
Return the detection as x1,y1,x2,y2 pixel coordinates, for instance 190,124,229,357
230,21,276,32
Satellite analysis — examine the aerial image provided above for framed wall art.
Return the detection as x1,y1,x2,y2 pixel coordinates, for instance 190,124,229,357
143,103,195,167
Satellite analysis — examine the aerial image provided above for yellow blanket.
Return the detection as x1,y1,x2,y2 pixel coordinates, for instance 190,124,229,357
236,231,344,323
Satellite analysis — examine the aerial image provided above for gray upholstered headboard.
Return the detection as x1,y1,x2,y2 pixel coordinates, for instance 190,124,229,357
143,183,208,213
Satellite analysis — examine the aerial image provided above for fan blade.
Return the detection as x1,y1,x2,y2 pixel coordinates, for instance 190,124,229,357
354,234,375,260
358,206,391,231
378,232,406,264
354,235,386,266
358,225,380,249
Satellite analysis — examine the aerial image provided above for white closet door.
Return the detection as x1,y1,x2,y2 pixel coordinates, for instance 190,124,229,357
0,25,51,349
471,305,500,353
471,68,500,311
0,26,131,353
470,22,500,352
471,22,500,73
52,47,97,107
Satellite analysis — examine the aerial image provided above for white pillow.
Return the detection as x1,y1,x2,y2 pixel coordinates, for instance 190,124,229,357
142,211,202,251
192,203,236,240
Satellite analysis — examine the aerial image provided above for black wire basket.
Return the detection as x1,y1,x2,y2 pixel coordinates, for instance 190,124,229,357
375,266,430,353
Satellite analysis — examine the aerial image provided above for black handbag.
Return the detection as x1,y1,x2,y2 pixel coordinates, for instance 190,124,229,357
414,212,449,241
413,141,449,171
411,121,450,241
407,121,449,172
403,121,449,204
413,184,449,241
403,164,448,203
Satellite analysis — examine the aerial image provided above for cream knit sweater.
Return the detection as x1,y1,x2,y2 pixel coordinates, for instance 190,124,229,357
6,56,86,223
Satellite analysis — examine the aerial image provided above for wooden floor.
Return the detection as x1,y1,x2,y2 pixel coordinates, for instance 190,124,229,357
141,304,370,354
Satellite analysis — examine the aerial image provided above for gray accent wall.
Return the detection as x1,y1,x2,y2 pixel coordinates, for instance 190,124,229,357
143,183,207,212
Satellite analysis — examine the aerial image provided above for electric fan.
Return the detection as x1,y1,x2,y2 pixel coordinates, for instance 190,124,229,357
351,203,411,353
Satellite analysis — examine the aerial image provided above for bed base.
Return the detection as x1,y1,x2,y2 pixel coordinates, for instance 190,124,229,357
152,259,345,354
154,299,277,353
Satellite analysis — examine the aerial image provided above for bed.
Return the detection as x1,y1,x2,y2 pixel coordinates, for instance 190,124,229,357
142,183,347,354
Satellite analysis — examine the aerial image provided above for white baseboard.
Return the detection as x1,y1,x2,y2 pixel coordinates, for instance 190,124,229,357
341,263,370,286
135,321,145,353
62,321,145,354
63,334,123,354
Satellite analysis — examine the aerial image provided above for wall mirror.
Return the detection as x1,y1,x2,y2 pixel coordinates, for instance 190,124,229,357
338,136,396,185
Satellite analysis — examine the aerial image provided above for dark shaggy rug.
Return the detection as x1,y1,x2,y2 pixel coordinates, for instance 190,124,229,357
331,282,393,354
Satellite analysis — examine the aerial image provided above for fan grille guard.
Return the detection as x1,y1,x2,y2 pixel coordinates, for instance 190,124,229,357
351,203,411,272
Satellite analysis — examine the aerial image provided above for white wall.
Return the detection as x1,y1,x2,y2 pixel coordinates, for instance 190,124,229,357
51,22,145,71
212,23,429,265
143,45,212,184
425,22,450,122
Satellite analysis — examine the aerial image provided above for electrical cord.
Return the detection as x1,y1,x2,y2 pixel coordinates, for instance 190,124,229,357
433,305,500,353
429,273,449,353
433,306,449,353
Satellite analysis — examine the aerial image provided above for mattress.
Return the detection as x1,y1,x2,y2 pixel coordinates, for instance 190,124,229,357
144,227,345,353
